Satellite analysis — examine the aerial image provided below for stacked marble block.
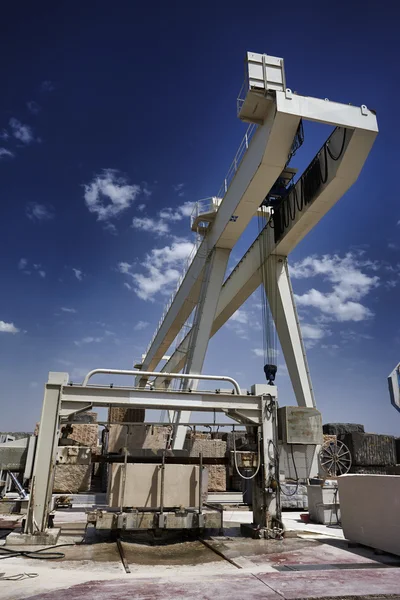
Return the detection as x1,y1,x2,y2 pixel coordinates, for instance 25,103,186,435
184,433,227,492
53,412,99,493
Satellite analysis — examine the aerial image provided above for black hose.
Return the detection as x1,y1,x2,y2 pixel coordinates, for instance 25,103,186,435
327,128,347,161
0,543,76,561
280,445,300,497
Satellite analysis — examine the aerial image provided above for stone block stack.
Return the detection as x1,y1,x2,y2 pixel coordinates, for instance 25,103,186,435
184,433,227,492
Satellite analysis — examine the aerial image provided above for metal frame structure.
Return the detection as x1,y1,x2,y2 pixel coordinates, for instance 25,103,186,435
136,52,378,449
19,51,378,545
24,370,278,537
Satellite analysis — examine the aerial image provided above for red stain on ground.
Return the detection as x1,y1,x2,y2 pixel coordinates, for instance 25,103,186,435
23,568,400,600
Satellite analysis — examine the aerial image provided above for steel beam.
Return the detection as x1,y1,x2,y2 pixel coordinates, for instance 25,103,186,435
264,255,315,408
140,105,301,375
157,114,378,390
172,247,231,449
61,384,263,413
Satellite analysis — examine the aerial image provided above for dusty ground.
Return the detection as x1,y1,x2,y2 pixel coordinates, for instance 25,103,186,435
1,510,399,600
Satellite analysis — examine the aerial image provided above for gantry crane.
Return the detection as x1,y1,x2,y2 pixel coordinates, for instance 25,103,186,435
17,52,377,545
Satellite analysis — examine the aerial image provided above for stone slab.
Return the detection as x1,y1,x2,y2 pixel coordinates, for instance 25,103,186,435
338,474,400,555
108,463,207,508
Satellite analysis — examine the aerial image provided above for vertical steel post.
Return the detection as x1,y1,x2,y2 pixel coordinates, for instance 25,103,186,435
264,255,315,408
198,452,203,515
252,394,277,532
24,374,65,534
120,425,129,512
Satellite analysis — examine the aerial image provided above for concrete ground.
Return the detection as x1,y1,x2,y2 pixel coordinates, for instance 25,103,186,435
1,510,400,600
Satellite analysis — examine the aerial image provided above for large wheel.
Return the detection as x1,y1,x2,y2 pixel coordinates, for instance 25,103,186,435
319,440,352,477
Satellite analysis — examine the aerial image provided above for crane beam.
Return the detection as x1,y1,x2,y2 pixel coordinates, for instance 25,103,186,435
138,102,301,383
153,110,377,393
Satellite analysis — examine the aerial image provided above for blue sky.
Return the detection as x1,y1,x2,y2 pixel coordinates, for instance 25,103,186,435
1,1,399,434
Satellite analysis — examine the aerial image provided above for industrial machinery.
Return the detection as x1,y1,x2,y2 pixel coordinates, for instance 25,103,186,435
9,51,378,545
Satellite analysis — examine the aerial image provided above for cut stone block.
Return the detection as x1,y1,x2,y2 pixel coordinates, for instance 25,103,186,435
108,463,207,508
53,464,91,493
338,474,400,555
207,465,226,491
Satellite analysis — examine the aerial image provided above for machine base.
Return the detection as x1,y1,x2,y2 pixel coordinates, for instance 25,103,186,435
5,528,60,546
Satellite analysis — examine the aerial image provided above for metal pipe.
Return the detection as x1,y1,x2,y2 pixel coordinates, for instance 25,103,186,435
198,451,203,515
120,425,129,512
160,450,166,516
82,369,241,394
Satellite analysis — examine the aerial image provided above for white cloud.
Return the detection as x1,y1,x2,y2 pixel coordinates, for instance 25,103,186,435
142,185,152,198
56,359,73,366
159,201,195,222
32,264,46,278
301,323,326,340
84,169,140,222
302,324,328,349
124,282,132,290
17,259,45,278
252,348,264,357
61,307,77,314
27,101,40,115
291,253,379,322
74,336,103,346
0,320,20,334
26,202,54,222
72,268,83,281
134,320,149,331
230,309,249,324
118,262,131,274
386,280,398,289
0,130,9,140
132,217,170,236
227,309,250,339
252,348,279,358
388,243,398,251
118,240,194,301
9,118,35,144
0,148,14,159
173,183,185,196
137,204,146,211
40,80,55,92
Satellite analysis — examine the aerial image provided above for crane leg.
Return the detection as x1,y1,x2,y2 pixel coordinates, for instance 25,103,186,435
172,247,230,449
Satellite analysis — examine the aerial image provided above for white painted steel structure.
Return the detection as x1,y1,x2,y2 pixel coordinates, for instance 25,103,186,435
137,52,378,446
19,51,378,542
23,370,278,537
388,362,400,413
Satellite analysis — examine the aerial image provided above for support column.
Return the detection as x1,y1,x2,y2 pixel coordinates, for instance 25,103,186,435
252,393,278,533
24,374,64,535
265,255,315,408
172,247,231,449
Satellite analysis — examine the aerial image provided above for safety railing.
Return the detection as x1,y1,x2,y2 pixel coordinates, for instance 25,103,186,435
216,122,257,200
82,368,241,394
144,238,200,355
236,79,247,116
144,121,257,357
